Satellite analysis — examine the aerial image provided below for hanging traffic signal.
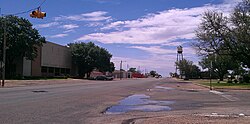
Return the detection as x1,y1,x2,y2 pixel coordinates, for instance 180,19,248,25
30,7,46,19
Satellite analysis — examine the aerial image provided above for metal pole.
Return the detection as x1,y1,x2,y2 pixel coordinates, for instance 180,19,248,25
210,61,212,90
2,16,6,87
120,60,122,80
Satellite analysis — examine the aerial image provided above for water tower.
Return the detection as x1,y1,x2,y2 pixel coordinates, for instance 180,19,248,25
175,46,184,75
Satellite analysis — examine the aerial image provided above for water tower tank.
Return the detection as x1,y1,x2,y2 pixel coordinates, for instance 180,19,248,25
177,46,183,53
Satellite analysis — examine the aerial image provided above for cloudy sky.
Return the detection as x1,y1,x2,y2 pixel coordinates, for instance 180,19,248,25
1,0,241,76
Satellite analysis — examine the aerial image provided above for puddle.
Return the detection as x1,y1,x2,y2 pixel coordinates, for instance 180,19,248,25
32,90,48,93
105,94,174,114
186,89,199,92
155,86,174,90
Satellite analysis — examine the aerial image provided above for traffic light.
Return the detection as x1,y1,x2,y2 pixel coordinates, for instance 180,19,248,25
30,8,46,19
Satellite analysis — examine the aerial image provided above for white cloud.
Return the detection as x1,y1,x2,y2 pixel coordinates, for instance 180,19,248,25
129,45,196,55
86,22,104,27
162,41,185,46
34,22,59,28
81,11,107,17
223,0,241,4
63,29,75,33
49,33,68,38
60,24,79,30
101,21,125,30
129,46,176,54
55,11,111,22
77,3,237,45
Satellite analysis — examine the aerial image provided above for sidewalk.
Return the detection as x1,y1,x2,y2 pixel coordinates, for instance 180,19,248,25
0,79,88,88
0,78,148,88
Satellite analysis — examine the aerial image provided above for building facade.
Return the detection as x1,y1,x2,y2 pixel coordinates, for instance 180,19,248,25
18,41,73,77
112,70,132,79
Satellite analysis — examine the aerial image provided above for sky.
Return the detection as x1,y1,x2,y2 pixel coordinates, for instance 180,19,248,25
0,0,241,76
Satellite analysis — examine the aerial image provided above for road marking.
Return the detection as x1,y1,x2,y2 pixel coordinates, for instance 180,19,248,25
210,90,224,95
221,94,239,101
210,90,239,101
196,113,249,117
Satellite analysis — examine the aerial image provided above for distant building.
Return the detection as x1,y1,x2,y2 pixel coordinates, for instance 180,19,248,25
112,70,132,79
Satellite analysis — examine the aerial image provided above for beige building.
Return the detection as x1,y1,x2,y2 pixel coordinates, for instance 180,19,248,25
112,70,132,79
17,41,73,77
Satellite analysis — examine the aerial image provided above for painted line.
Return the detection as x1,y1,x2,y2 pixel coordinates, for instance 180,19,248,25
221,95,239,101
210,90,224,95
210,90,239,101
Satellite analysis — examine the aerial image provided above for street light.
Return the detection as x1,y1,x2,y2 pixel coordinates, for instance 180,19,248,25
207,50,214,90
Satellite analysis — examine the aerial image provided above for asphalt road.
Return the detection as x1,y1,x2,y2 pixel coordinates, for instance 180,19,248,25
0,78,250,124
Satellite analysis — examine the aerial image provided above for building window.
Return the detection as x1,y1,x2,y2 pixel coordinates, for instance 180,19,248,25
61,68,65,74
55,68,60,76
66,69,70,75
48,67,54,73
41,66,47,73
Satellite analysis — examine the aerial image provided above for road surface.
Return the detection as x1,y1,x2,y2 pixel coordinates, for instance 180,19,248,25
0,78,250,124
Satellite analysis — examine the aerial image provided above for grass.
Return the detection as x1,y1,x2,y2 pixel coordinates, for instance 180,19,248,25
188,79,250,89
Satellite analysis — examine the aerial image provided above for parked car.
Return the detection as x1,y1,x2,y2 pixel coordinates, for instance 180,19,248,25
95,75,113,80
87,77,96,80
155,75,162,78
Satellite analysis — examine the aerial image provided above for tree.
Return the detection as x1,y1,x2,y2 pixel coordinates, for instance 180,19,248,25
68,42,113,78
190,64,201,79
0,15,45,77
175,59,201,79
199,55,239,81
108,62,115,72
169,72,174,77
150,70,157,77
128,68,136,73
230,0,250,67
194,0,250,68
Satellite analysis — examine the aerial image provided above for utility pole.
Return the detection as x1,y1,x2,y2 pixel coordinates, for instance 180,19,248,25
119,60,127,80
120,61,122,80
2,18,6,87
209,61,212,90
2,16,6,87
0,8,6,87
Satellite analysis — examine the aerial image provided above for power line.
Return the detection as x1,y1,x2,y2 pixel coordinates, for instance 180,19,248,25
1,0,47,16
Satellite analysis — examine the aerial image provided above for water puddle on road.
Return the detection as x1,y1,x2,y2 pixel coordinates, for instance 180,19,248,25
104,94,174,114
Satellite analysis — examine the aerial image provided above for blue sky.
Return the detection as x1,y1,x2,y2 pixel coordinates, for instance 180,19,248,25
1,0,241,76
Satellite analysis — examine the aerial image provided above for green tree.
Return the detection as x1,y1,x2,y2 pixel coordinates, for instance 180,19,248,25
150,70,157,77
68,42,113,77
190,64,201,79
230,0,250,67
176,59,201,79
0,15,45,77
199,55,239,81
108,62,115,72
194,0,250,67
